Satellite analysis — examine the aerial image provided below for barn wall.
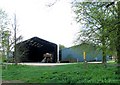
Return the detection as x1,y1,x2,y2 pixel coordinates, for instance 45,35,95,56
61,44,109,62
61,48,84,62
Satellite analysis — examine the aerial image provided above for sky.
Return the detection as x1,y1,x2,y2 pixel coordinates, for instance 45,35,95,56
0,0,81,47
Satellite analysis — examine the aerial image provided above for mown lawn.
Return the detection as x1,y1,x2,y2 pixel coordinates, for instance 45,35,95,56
2,62,120,84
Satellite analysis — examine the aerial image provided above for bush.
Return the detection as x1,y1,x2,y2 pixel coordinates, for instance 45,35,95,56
7,57,15,63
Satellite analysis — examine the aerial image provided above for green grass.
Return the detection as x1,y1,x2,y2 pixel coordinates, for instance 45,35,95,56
2,63,120,84
0,65,1,81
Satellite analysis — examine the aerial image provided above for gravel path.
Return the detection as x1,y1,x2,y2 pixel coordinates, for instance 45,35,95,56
6,63,77,66
4,62,103,66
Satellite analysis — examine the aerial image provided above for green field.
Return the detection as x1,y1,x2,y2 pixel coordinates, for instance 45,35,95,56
2,62,120,84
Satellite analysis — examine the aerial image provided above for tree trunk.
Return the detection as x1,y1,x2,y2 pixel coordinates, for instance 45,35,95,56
101,32,107,65
14,14,17,65
116,1,120,64
102,51,106,64
115,1,120,75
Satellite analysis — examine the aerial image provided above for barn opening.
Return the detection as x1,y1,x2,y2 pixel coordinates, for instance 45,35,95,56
16,37,57,63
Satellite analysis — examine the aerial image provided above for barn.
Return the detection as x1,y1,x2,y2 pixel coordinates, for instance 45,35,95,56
61,43,109,62
16,37,57,63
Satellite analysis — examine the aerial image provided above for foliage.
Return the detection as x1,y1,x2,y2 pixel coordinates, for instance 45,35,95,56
0,9,11,61
2,63,120,84
59,44,65,50
0,9,9,29
72,2,119,64
116,1,120,64
13,39,28,63
0,9,25,64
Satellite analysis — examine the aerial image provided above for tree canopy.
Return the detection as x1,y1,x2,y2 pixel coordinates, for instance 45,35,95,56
73,1,120,64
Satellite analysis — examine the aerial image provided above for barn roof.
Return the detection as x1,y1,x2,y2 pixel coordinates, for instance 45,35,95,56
18,37,57,47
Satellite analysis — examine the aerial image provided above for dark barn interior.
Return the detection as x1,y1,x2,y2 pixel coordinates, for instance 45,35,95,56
16,37,57,63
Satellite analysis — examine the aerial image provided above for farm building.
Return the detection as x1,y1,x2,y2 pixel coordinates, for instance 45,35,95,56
16,37,58,63
61,43,109,62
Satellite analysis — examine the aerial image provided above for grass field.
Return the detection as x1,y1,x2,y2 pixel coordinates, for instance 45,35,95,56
2,62,120,84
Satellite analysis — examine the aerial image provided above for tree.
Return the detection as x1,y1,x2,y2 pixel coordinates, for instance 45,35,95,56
0,9,24,64
13,13,17,64
59,44,65,50
116,1,120,64
12,13,26,64
73,2,117,64
106,1,120,75
15,41,29,63
101,1,120,64
0,9,11,62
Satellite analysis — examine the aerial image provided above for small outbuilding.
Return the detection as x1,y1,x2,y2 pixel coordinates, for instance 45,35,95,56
16,37,57,63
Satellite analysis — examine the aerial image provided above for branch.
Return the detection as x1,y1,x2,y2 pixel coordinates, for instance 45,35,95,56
45,0,59,7
106,2,115,8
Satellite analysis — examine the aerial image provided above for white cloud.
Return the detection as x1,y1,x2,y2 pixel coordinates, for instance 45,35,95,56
0,0,80,47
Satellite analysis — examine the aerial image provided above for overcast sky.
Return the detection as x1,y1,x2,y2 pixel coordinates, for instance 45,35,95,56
0,0,81,47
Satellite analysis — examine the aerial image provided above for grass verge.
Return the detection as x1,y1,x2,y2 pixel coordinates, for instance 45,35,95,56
2,62,120,84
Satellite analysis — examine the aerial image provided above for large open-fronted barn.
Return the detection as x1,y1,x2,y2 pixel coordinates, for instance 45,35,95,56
16,37,57,63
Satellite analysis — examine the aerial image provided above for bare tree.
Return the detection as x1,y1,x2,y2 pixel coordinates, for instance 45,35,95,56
13,13,17,64
12,13,26,64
